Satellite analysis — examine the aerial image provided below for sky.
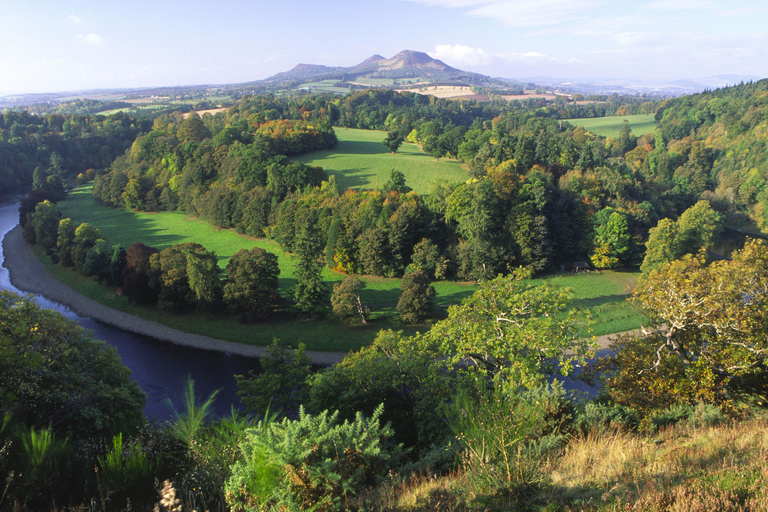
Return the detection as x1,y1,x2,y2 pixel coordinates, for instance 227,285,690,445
1,0,767,96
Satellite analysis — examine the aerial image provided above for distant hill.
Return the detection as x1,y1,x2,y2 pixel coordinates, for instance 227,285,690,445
262,50,506,86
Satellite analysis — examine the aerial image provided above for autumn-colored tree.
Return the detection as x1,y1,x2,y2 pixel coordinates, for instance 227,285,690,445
606,239,768,411
121,242,159,304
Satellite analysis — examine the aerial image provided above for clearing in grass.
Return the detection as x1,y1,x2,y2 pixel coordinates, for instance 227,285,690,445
292,127,468,194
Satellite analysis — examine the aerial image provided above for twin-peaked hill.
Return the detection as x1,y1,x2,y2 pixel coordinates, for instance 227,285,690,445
263,50,505,86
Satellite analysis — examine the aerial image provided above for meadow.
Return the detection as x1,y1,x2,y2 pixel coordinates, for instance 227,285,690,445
52,184,642,352
569,113,658,138
292,127,468,194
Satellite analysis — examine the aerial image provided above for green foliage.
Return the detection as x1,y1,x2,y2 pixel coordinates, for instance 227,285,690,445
406,238,449,280
307,329,455,457
571,402,639,434
28,200,60,251
331,275,369,323
382,130,404,153
15,425,73,509
650,402,725,432
225,404,404,512
449,382,564,495
590,208,632,268
428,270,592,387
169,378,219,450
641,200,723,273
396,269,435,323
236,340,312,418
97,433,158,511
382,168,412,194
0,290,145,440
224,247,282,321
292,210,327,317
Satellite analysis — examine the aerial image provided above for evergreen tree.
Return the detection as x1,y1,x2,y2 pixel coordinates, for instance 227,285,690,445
293,211,327,318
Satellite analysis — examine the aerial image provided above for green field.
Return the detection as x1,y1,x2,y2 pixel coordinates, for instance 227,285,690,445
51,174,642,352
569,114,658,138
294,127,468,193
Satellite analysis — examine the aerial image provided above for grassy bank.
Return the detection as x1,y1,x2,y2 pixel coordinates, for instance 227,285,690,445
52,185,642,351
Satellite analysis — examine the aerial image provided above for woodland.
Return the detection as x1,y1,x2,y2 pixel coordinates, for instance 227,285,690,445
3,82,768,510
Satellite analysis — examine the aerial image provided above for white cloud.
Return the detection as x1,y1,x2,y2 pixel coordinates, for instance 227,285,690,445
430,44,493,66
68,14,83,25
76,33,105,46
497,51,557,64
404,0,600,28
646,0,714,10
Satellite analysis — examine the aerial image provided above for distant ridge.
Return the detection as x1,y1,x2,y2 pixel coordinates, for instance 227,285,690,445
263,50,495,85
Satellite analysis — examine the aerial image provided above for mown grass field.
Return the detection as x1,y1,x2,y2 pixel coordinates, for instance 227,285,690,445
53,180,642,352
293,127,468,194
569,114,658,138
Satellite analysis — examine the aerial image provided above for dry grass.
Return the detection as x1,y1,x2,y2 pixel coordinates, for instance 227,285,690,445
371,417,768,511
548,417,768,509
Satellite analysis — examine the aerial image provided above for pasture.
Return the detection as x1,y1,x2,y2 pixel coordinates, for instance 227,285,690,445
293,127,468,194
569,114,658,138
49,185,642,352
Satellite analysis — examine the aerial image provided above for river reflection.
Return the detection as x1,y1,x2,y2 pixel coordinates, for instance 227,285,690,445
0,200,260,421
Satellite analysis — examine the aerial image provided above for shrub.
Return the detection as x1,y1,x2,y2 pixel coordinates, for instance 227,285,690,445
572,402,640,434
448,382,568,496
97,433,158,511
226,404,404,512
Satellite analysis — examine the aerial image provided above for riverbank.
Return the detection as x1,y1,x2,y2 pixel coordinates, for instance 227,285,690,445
2,225,347,365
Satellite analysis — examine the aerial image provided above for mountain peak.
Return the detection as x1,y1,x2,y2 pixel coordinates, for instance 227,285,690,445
265,49,481,84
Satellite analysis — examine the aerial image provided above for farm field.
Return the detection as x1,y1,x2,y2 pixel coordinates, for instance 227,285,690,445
51,185,643,352
293,127,468,193
569,113,658,138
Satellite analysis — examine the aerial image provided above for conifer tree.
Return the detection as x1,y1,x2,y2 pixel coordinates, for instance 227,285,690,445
293,210,327,318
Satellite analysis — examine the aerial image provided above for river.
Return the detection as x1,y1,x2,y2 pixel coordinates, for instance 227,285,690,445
0,199,260,421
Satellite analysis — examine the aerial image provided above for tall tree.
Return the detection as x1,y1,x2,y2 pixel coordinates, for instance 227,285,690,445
382,131,404,153
331,275,369,324
396,269,435,324
293,210,327,318
224,247,281,321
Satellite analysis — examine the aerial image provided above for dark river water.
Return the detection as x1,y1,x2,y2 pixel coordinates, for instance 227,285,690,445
0,200,261,421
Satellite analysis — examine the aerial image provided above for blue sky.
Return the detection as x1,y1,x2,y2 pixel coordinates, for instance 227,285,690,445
1,0,766,96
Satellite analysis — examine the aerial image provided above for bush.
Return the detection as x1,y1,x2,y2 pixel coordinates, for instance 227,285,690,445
572,402,640,434
226,404,404,512
448,382,569,496
650,402,725,432
97,433,158,511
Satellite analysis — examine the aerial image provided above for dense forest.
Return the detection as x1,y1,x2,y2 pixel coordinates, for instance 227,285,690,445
84,88,724,284
5,83,768,510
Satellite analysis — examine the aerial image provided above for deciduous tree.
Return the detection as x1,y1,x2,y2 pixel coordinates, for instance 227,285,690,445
223,247,281,321
396,269,435,324
331,275,369,324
